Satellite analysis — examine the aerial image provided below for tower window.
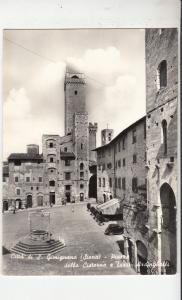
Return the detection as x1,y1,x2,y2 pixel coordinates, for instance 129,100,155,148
80,163,84,170
49,142,54,148
80,184,84,189
39,177,42,182
157,60,167,89
64,147,67,152
50,157,54,163
74,90,77,95
109,178,112,187
99,178,101,187
81,143,83,150
103,178,105,187
15,176,19,182
161,119,167,155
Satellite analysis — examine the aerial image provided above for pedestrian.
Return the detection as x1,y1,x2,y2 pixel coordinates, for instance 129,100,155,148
13,207,16,214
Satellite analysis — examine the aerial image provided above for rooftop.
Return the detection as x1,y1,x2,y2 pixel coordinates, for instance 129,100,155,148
94,115,146,151
8,153,43,161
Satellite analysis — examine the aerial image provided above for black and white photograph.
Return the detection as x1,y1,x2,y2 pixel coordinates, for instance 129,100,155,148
2,27,178,276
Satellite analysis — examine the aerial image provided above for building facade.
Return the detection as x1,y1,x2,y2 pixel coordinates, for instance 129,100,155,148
3,69,98,209
95,28,178,275
145,28,178,274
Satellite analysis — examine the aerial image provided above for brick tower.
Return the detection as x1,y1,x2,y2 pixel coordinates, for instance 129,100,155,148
64,68,86,135
101,128,114,146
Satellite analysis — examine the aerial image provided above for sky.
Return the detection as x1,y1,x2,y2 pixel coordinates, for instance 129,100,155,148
3,29,146,160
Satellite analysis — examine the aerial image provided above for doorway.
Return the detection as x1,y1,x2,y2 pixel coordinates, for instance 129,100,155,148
65,192,71,203
3,201,8,211
16,199,22,209
80,193,84,201
160,183,176,274
49,192,55,205
27,195,32,208
89,174,97,198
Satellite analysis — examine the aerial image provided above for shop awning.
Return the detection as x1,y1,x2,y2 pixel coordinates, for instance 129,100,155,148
97,198,121,215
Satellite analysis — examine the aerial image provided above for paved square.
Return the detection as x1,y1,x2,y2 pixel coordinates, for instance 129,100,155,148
3,203,136,275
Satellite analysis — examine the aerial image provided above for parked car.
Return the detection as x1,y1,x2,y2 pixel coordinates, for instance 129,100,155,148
104,224,124,235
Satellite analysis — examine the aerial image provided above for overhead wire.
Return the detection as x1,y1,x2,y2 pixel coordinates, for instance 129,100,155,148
4,36,107,87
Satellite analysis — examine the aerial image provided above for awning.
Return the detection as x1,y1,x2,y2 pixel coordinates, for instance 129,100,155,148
60,152,76,160
97,198,121,215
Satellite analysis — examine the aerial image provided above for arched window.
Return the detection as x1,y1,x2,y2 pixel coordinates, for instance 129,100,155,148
80,163,84,170
157,60,167,89
161,120,167,154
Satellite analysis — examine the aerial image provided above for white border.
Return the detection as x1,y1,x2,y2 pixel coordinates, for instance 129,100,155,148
0,1,181,300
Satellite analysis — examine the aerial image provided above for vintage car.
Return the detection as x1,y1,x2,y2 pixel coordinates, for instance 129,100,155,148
104,224,124,235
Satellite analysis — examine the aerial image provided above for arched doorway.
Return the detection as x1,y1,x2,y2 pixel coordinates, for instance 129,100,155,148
27,195,32,208
89,174,97,198
37,194,43,206
80,193,84,202
136,240,148,275
160,183,176,274
16,199,22,209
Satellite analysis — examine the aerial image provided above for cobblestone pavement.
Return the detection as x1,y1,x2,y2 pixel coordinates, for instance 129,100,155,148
2,203,136,275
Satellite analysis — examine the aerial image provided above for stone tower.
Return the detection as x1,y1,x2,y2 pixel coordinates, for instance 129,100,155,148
89,122,98,161
64,68,86,135
101,128,114,146
145,28,178,274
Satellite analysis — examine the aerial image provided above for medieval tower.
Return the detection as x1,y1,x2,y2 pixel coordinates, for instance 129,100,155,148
145,28,178,274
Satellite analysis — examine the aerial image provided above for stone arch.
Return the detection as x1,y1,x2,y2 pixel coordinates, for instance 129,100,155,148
160,183,176,274
89,174,97,199
136,240,148,274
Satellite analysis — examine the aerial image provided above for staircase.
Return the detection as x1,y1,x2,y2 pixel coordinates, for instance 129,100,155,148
11,236,65,256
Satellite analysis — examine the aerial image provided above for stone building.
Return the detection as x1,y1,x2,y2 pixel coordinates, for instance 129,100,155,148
94,28,178,275
3,69,98,209
145,28,178,275
95,117,148,273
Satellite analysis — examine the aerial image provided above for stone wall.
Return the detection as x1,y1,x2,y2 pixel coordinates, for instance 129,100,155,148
145,28,178,274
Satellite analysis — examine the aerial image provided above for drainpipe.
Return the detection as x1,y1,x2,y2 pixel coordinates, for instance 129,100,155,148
113,145,116,197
